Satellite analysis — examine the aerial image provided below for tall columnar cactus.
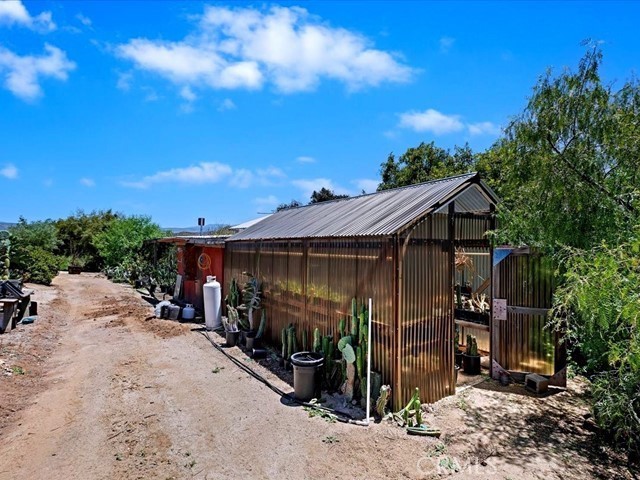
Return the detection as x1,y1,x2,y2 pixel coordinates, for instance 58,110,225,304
313,328,321,353
227,278,240,308
256,309,267,339
286,324,296,360
351,298,359,344
338,318,346,340
466,334,478,356
301,329,308,352
281,327,287,359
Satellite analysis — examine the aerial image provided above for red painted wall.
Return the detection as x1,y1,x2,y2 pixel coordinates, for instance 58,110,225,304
180,245,224,310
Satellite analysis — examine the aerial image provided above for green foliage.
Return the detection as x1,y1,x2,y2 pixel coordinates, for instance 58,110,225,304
55,209,118,271
466,334,478,357
93,215,164,269
377,142,475,191
341,344,355,364
483,45,640,248
9,218,62,285
276,199,302,211
309,187,349,204
552,233,640,454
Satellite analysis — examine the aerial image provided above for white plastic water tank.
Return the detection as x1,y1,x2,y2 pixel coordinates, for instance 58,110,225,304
203,276,221,330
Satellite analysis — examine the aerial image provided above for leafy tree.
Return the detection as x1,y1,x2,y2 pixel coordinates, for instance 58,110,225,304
276,200,302,211
483,45,640,249
552,233,640,454
55,209,118,270
309,187,349,203
377,142,475,191
92,215,164,269
9,217,62,285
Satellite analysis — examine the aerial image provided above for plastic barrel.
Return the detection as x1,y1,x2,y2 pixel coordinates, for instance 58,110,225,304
290,352,324,402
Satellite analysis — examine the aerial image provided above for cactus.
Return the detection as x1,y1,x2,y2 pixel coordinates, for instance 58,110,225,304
394,387,422,427
338,318,346,340
302,329,307,352
281,327,287,359
287,325,296,360
337,335,351,352
351,298,358,343
376,385,391,417
341,344,356,400
313,328,321,352
256,309,267,339
223,306,240,332
228,278,240,308
466,334,478,356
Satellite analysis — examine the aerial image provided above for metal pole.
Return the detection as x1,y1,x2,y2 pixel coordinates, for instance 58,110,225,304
366,297,372,425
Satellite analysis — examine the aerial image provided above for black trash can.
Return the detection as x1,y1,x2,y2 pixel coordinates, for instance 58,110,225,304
290,352,324,402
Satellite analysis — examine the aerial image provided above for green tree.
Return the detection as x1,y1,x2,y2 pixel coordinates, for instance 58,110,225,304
309,187,349,203
93,215,164,269
9,217,62,285
483,45,640,249
55,209,118,270
377,142,475,191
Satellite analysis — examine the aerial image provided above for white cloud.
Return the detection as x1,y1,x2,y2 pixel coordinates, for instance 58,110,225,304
0,164,18,179
353,178,379,193
122,163,285,189
76,13,92,27
468,121,501,136
439,36,455,53
254,194,279,210
0,0,56,32
296,155,315,164
116,71,133,91
80,177,95,187
0,44,76,100
399,109,464,135
122,162,233,189
229,166,286,188
292,178,350,200
117,5,413,96
217,97,236,111
180,85,197,101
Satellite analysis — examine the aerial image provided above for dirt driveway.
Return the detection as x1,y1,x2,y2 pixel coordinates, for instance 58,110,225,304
0,273,636,479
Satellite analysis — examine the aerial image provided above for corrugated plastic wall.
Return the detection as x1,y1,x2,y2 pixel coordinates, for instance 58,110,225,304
224,239,396,390
398,215,454,404
493,253,556,375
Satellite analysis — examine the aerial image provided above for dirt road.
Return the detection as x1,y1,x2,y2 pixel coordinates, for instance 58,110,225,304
0,273,636,479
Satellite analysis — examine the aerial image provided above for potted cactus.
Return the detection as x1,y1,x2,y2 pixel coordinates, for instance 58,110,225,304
463,334,481,375
222,306,240,347
454,325,464,368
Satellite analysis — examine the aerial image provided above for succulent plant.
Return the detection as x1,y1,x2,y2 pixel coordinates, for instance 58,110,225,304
313,328,321,352
466,334,478,356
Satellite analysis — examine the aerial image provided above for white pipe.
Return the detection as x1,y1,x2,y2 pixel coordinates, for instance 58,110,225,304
366,298,372,425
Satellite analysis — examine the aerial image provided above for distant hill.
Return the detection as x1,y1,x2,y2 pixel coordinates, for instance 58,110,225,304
163,224,227,235
0,222,16,231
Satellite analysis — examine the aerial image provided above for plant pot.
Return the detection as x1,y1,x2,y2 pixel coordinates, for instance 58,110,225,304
463,354,481,375
68,265,82,275
225,331,240,347
245,332,260,350
455,350,464,368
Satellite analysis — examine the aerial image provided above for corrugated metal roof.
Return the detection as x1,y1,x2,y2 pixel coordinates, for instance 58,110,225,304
231,215,272,230
227,173,497,241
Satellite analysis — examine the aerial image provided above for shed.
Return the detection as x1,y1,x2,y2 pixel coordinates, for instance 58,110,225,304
224,173,498,406
155,235,227,310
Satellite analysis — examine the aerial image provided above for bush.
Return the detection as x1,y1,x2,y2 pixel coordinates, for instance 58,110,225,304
9,218,63,285
17,247,61,285
553,232,640,455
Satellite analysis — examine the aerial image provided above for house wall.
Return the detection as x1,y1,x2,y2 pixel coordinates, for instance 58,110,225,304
180,245,224,309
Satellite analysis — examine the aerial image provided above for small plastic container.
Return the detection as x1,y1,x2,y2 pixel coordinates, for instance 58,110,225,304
182,304,195,320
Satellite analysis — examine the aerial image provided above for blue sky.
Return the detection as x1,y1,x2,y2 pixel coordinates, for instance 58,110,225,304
1,1,639,227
